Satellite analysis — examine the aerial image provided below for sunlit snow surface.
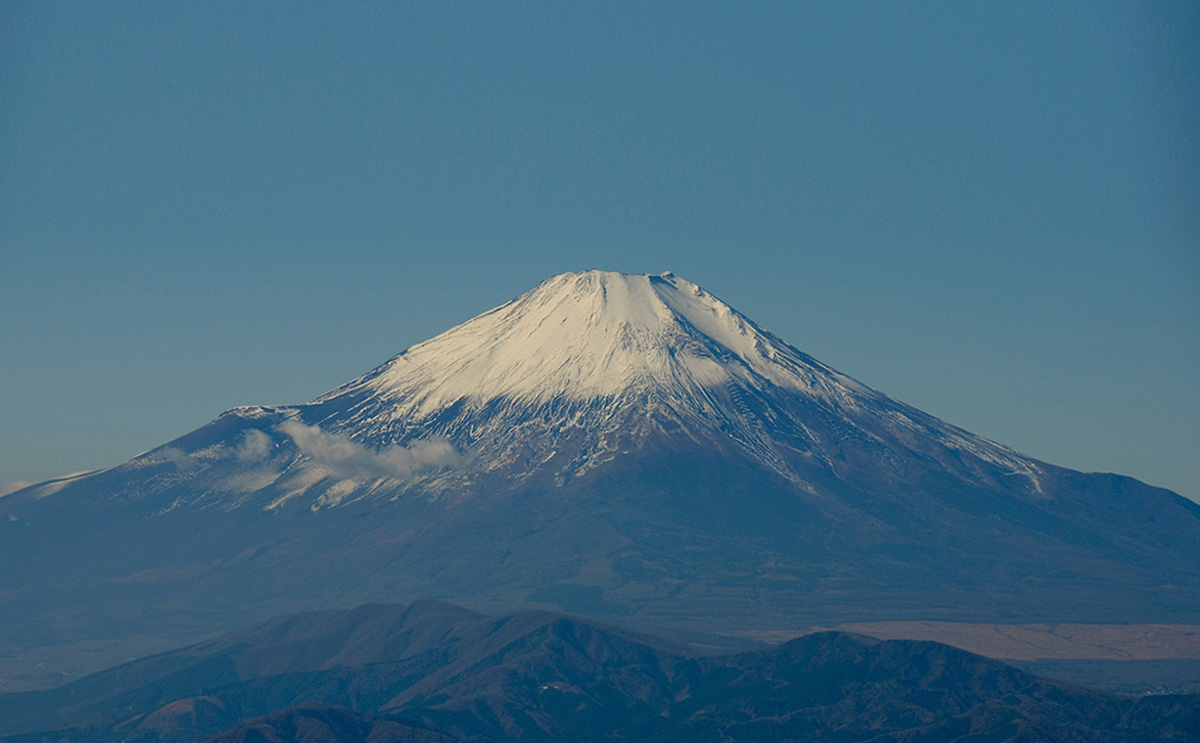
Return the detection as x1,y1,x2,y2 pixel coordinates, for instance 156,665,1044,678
15,271,1043,510
344,271,858,408
297,272,1041,492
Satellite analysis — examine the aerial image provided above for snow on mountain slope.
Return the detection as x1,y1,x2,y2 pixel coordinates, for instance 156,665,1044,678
295,270,1042,492
334,271,862,407
4,270,1200,673
9,271,1043,512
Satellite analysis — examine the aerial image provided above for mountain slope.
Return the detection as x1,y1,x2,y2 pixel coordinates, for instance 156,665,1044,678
2,270,1199,689
2,601,1198,743
7,271,1051,509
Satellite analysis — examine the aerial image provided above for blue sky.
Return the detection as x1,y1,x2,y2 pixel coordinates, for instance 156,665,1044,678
2,1,1197,500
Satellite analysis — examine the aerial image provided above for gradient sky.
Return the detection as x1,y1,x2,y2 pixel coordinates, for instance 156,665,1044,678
2,1,1197,501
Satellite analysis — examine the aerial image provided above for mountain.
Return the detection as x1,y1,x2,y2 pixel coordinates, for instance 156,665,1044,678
3,601,1197,742
3,270,1200,688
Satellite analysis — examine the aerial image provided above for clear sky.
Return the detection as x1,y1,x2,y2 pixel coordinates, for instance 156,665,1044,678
2,1,1197,501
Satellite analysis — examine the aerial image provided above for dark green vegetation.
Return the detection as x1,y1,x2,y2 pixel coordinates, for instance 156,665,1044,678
2,602,1197,743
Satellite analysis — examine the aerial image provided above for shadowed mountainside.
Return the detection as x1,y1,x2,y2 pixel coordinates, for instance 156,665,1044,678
4,271,1200,692
1,601,1198,743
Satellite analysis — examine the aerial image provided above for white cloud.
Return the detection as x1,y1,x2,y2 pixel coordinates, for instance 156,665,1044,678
235,429,273,462
154,447,200,471
277,420,459,480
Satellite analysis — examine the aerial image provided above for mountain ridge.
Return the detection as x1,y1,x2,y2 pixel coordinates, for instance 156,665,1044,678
3,601,1198,743
3,270,1200,691
7,270,1046,511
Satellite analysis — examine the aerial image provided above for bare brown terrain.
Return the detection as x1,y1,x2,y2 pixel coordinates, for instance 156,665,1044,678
740,623,1200,661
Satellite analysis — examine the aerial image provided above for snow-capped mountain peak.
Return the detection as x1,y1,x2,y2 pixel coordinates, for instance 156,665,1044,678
283,271,1037,496
321,270,865,416
11,271,1042,513
6,273,1200,671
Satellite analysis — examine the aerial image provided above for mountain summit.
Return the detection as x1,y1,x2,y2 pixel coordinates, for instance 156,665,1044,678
330,270,875,407
199,269,1041,505
4,270,1200,687
319,271,1027,465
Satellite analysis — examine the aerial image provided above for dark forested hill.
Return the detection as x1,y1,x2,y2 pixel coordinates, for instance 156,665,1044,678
2,601,1196,743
